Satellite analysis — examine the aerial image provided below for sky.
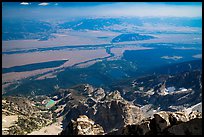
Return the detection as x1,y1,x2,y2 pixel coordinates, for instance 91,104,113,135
2,2,202,19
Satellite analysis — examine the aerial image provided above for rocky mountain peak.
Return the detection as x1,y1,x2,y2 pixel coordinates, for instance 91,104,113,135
106,90,123,100
92,88,105,101
60,115,104,135
111,111,202,135
71,84,94,96
56,85,145,133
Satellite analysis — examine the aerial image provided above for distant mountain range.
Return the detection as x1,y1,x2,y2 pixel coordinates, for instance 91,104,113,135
2,17,202,41
2,20,56,41
59,18,121,30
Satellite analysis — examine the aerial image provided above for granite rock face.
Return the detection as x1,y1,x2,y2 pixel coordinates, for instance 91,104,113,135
154,111,171,132
74,110,202,135
51,85,144,134
93,93,144,132
60,115,104,135
167,118,202,135
112,111,202,135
